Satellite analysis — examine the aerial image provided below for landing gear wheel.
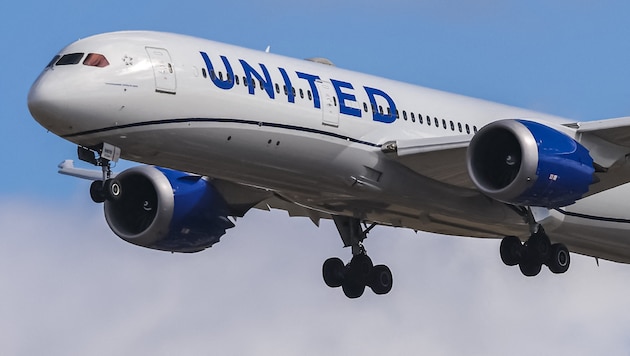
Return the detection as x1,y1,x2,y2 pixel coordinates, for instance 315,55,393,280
368,264,393,295
547,243,570,274
322,257,345,288
526,233,551,263
342,278,366,299
341,254,373,299
89,180,106,203
104,178,122,201
500,236,523,266
519,257,542,277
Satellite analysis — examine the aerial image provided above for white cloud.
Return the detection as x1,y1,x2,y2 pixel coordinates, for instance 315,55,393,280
2,198,630,355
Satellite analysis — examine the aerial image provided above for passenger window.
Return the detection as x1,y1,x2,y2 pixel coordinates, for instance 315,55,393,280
284,85,288,95
466,124,470,134
334,97,338,106
418,114,423,124
434,118,439,127
473,126,478,133
201,68,207,78
210,70,216,80
56,53,84,65
83,53,109,68
387,107,392,116
403,111,407,121
379,106,383,114
235,75,239,85
442,119,447,129
411,112,415,123
299,88,304,99
450,121,454,131
427,116,431,126
275,83,280,93
363,102,368,112
308,90,312,100
458,122,462,132
244,77,248,87
218,72,223,80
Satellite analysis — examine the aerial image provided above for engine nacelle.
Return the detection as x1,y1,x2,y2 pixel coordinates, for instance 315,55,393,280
467,119,595,208
104,166,235,252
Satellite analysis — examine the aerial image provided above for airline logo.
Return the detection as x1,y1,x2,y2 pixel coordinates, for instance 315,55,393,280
200,52,398,124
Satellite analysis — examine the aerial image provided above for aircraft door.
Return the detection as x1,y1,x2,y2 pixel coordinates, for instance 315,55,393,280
317,80,339,127
146,47,177,94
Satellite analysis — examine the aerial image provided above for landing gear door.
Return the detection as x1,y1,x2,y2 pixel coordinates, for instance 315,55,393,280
146,47,177,94
317,80,339,127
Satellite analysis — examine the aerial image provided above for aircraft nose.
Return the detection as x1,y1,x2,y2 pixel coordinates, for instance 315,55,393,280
27,71,72,135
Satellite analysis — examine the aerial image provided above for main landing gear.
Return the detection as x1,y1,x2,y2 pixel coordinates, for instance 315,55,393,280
322,216,393,298
78,143,123,204
499,227,570,277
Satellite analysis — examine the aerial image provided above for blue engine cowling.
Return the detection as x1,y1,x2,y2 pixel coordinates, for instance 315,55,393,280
467,119,595,208
104,166,235,252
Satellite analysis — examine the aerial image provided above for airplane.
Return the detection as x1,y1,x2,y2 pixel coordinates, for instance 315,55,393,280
27,30,630,298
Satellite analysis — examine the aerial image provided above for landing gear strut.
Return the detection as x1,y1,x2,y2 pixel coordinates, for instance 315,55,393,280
322,216,393,298
499,227,570,277
78,143,122,203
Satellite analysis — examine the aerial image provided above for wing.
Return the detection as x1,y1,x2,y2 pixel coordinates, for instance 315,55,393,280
380,135,475,189
382,117,630,197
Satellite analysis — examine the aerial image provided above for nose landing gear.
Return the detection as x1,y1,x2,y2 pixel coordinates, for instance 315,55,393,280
78,143,122,203
322,216,393,298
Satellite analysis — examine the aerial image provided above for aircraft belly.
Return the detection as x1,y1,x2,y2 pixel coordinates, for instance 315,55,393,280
73,120,530,239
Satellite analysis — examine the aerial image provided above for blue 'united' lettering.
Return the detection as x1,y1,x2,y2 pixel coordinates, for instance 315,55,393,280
199,52,398,124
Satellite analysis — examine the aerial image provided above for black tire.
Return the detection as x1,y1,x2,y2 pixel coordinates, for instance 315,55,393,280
322,257,345,288
526,234,551,263
89,180,106,203
342,279,365,299
350,254,373,276
547,243,570,274
104,178,122,201
500,236,522,266
368,264,393,295
519,257,542,277
341,254,373,298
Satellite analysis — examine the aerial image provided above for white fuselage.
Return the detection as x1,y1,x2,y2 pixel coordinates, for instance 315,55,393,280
27,31,630,263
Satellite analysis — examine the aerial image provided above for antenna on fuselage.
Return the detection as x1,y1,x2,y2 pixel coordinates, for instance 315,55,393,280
265,45,271,53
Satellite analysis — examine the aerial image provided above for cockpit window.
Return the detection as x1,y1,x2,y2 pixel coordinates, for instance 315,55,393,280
45,55,60,69
56,53,85,66
83,53,110,68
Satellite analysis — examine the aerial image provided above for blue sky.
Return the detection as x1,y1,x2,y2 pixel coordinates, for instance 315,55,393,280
3,1,630,354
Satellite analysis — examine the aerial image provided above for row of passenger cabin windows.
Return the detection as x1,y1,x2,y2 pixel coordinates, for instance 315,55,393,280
204,68,478,135
394,108,478,134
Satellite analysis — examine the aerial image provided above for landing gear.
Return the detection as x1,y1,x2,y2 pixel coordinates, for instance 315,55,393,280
89,178,122,203
322,216,393,298
499,227,571,277
78,143,122,204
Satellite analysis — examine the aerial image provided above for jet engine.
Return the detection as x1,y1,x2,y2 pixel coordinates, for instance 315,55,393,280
467,119,595,208
103,166,235,252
